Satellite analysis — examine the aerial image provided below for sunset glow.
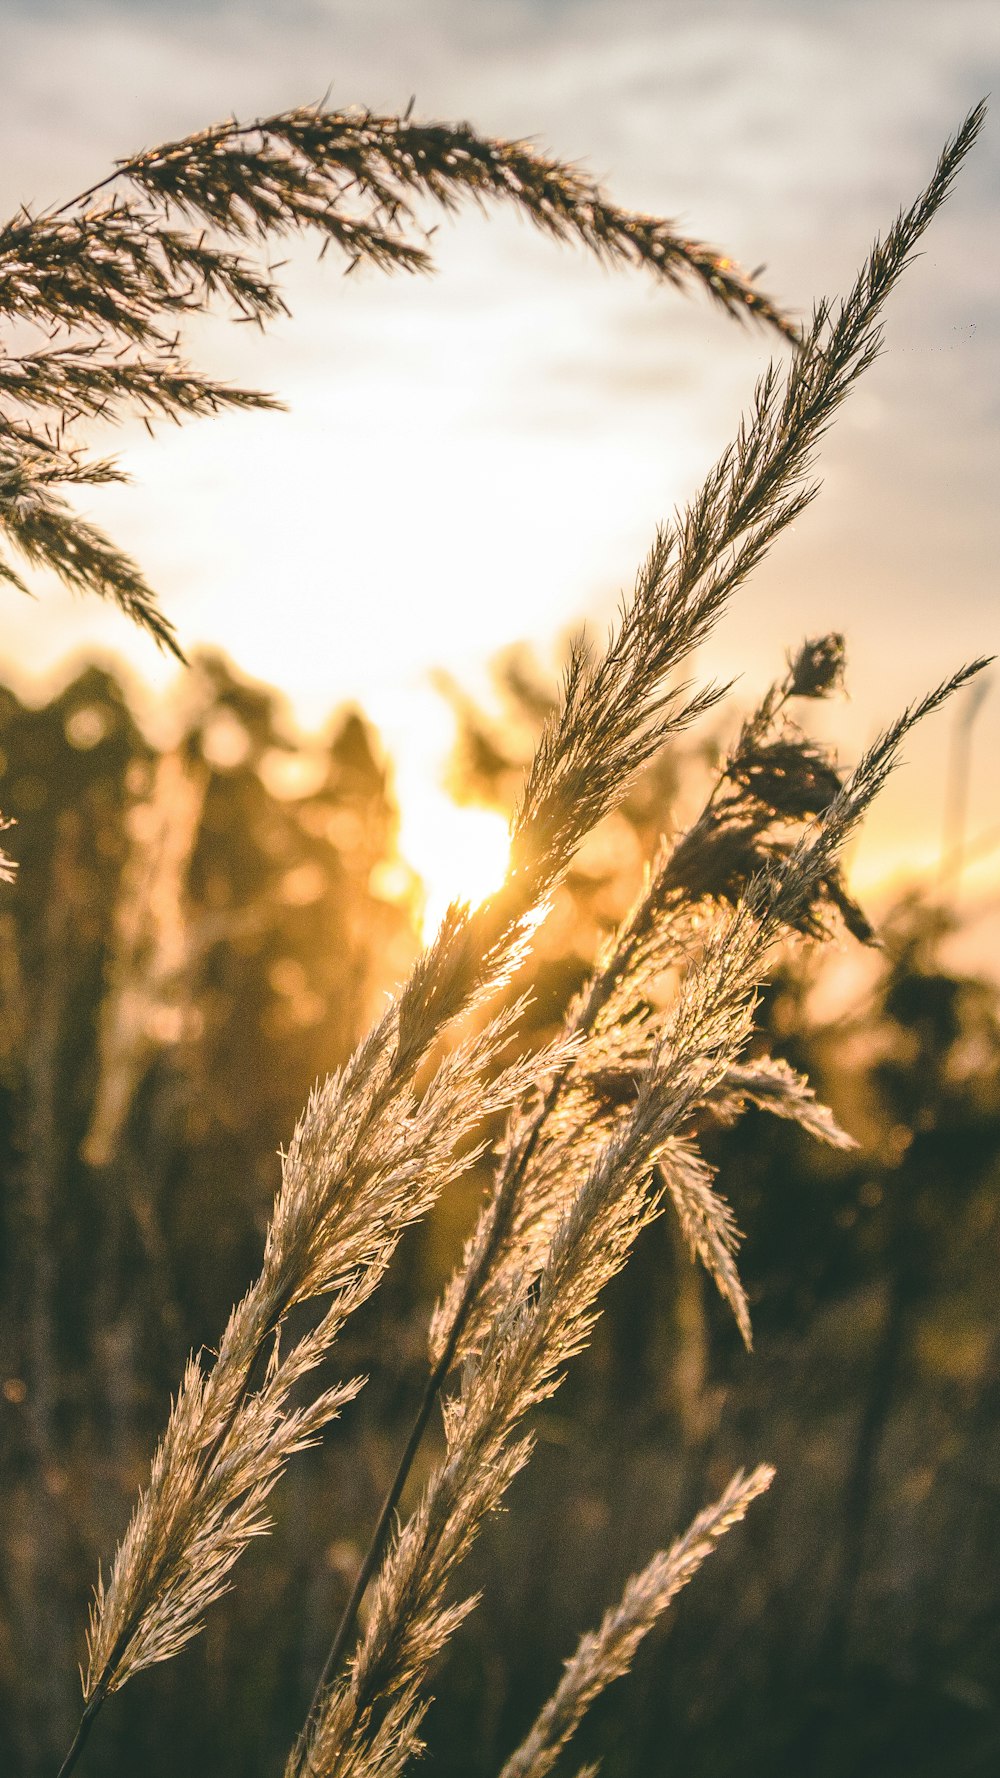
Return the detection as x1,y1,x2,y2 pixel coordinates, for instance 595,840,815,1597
396,785,511,941
0,1,995,950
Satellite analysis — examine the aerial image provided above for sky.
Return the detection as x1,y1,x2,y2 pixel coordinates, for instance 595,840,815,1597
1,0,998,933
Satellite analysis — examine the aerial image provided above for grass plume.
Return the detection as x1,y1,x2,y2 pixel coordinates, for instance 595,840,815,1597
499,1465,775,1778
0,101,791,662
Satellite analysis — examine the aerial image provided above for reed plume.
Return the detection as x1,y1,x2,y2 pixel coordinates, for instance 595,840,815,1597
499,1464,775,1778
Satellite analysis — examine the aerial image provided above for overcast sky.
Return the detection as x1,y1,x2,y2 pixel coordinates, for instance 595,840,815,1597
1,0,997,911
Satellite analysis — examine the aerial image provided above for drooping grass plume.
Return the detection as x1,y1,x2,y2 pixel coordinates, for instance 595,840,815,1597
0,436,179,654
0,342,280,424
704,1054,859,1147
67,106,796,331
498,1464,775,1778
0,103,791,658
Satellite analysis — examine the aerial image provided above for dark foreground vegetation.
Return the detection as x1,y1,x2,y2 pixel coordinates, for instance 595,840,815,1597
0,656,996,1778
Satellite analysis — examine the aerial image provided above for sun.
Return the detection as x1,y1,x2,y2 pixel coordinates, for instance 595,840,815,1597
396,786,512,941
373,689,515,942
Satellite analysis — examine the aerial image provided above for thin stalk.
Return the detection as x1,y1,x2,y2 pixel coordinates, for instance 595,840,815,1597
55,1626,126,1778
55,1691,103,1778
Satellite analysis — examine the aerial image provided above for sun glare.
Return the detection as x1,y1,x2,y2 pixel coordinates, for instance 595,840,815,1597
396,788,512,941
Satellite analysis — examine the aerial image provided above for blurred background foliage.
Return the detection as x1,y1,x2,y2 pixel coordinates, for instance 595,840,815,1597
0,650,997,1777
